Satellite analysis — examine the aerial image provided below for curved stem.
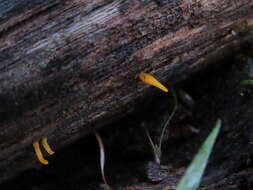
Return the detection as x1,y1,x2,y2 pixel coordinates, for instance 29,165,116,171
158,89,178,158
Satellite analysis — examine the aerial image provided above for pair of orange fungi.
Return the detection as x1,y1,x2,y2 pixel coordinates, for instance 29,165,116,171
33,137,54,165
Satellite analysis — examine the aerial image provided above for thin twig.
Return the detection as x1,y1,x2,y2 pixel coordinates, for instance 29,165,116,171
144,127,161,164
94,131,113,190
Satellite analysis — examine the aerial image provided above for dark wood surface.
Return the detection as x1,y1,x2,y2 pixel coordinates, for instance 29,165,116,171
0,0,253,182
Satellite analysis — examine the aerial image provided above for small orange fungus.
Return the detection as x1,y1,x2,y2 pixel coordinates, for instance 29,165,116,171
138,72,168,92
33,141,49,165
41,137,54,155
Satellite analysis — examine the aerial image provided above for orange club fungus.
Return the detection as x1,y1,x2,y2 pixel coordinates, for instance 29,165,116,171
138,72,168,92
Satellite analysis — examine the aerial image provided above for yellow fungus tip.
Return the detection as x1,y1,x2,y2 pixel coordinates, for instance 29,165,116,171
33,141,49,165
41,137,55,155
138,72,168,92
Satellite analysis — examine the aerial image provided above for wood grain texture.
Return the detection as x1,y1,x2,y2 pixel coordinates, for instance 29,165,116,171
0,0,253,182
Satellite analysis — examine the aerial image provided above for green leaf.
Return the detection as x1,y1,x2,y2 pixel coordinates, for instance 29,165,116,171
240,79,253,86
176,119,221,190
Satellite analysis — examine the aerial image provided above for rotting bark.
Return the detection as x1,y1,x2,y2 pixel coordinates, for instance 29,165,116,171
0,0,253,183
1,56,253,190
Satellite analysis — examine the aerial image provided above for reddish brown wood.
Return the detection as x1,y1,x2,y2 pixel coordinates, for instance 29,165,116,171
0,0,253,182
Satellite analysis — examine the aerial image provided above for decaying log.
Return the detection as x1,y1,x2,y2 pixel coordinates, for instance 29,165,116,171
0,0,253,182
